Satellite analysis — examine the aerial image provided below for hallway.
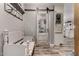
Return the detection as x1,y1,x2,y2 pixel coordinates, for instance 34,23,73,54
0,3,75,56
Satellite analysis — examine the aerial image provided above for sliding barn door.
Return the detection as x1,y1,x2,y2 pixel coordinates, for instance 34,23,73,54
36,11,49,46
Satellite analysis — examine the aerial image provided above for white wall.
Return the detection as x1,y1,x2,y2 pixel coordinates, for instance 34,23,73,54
0,3,24,55
23,11,37,36
64,4,74,22
54,4,64,45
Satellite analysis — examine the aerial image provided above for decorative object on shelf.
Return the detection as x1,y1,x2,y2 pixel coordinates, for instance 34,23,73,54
10,3,24,15
4,3,25,21
55,13,63,33
64,20,74,38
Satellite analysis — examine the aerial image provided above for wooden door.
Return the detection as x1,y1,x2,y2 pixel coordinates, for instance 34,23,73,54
74,4,79,55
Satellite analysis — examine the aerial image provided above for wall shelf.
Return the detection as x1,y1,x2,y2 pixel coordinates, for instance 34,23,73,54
4,3,25,21
10,3,25,15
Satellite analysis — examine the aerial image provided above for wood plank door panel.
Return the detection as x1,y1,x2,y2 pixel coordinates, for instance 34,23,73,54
74,4,79,55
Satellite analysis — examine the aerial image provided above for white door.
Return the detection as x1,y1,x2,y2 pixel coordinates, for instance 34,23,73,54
37,11,49,45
